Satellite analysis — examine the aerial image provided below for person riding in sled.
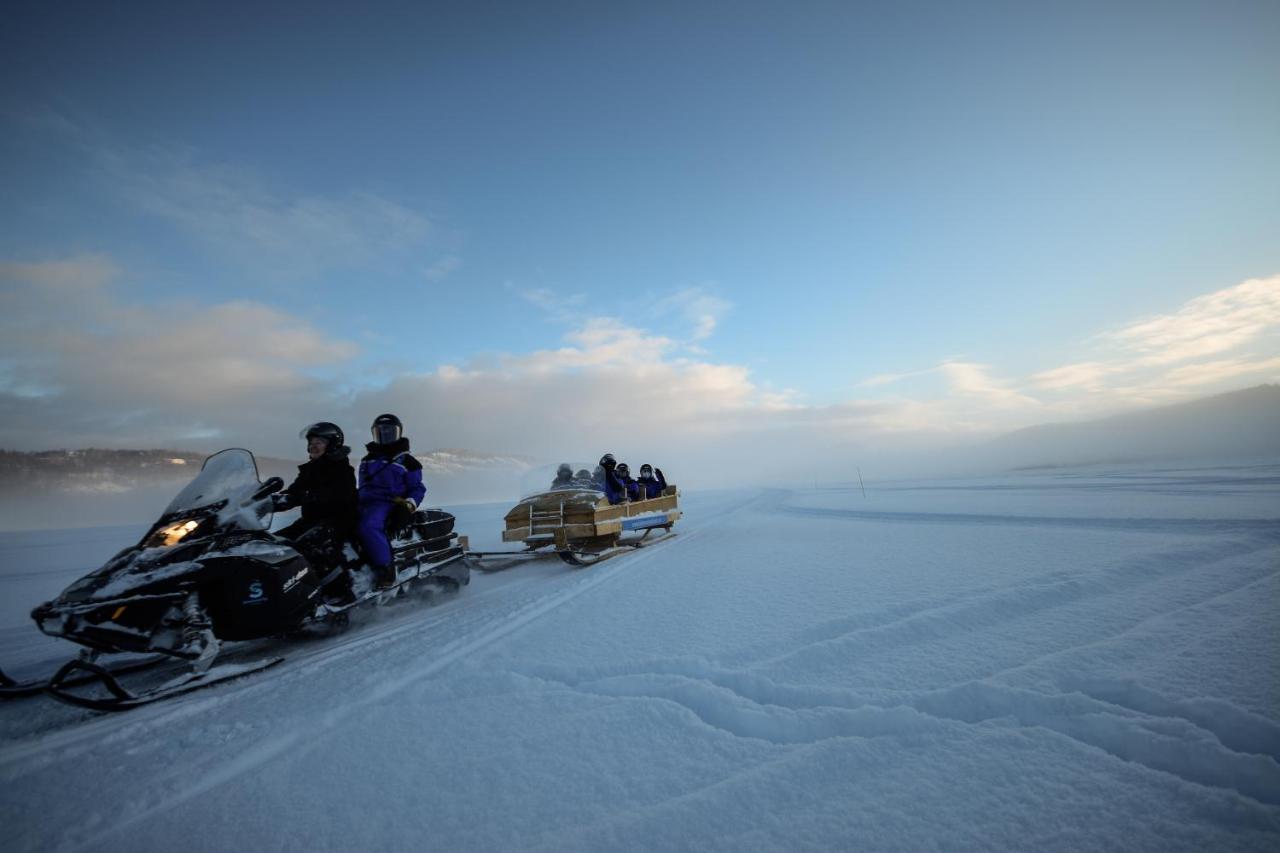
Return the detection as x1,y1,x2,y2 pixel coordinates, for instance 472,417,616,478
616,462,641,502
357,413,426,589
637,463,667,499
273,421,358,604
550,463,574,489
596,453,628,504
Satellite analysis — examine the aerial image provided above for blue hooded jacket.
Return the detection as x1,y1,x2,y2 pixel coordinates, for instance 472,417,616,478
358,437,425,505
639,467,667,499
595,465,628,505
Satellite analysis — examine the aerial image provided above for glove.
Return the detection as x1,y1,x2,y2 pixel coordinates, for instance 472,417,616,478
395,497,417,512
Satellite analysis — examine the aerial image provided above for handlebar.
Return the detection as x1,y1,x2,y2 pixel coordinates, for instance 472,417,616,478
251,477,285,502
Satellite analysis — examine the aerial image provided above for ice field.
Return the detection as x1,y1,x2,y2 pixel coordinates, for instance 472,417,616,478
1,463,1277,852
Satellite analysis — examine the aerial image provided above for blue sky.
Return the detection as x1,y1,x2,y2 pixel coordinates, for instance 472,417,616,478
2,1,1278,474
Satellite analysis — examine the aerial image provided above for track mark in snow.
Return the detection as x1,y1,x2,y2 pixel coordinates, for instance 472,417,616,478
745,538,1277,672
521,661,1280,808
912,682,1280,807
1062,677,1280,762
777,503,1280,539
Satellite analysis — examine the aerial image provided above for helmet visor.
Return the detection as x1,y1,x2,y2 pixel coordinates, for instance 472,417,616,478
372,422,401,444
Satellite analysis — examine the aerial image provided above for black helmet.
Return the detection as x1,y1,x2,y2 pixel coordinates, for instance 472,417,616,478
599,453,616,468
617,463,631,478
557,463,572,476
300,421,344,451
575,469,591,479
639,463,653,479
371,413,403,445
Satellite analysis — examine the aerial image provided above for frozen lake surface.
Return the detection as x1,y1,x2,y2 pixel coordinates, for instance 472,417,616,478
1,463,1278,851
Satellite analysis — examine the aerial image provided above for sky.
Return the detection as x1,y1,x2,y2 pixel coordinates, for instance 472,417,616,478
1,0,1278,481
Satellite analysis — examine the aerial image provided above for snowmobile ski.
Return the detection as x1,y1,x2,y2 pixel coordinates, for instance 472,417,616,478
0,655,170,699
44,656,284,712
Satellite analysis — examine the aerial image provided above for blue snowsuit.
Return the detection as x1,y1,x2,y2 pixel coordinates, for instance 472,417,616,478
357,437,425,569
621,475,641,502
639,468,667,499
595,465,628,505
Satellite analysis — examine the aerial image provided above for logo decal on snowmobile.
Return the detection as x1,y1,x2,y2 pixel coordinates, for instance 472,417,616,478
243,581,266,605
281,567,309,593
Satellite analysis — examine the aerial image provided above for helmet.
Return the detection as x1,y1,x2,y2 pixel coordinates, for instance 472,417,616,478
575,469,591,479
617,463,631,478
557,463,572,476
599,453,616,468
300,422,344,451
639,463,653,479
371,413,403,445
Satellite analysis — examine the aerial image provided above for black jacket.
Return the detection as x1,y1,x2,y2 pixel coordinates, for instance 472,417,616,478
278,448,358,532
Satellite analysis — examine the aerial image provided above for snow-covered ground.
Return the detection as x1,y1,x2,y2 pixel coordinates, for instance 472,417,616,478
1,463,1278,852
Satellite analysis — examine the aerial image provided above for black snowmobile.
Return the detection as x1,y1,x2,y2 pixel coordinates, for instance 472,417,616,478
0,448,468,711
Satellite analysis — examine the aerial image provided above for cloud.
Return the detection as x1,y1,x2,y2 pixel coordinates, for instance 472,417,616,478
1030,361,1118,392
515,287,588,321
19,115,449,281
938,361,1042,409
0,256,359,449
4,254,1278,489
858,368,932,388
1106,275,1280,365
654,287,732,342
423,255,463,281
1161,356,1280,388
106,149,436,277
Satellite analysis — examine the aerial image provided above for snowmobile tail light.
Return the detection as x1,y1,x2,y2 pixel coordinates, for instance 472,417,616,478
155,519,200,547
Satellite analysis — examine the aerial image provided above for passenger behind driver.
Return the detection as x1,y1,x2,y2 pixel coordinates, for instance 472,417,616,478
357,413,426,589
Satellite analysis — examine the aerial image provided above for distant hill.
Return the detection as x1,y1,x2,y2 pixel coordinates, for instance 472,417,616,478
989,384,1280,469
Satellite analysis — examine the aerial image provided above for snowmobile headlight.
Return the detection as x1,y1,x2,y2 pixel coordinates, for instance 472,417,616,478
153,519,201,547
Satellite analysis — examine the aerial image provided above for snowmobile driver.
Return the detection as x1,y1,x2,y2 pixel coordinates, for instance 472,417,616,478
357,413,426,589
273,422,359,605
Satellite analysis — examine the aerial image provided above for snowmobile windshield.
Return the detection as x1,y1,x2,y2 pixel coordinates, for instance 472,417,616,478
518,462,604,498
161,448,272,531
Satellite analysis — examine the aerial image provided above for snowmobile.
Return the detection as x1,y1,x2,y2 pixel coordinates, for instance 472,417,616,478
464,462,680,568
0,448,468,711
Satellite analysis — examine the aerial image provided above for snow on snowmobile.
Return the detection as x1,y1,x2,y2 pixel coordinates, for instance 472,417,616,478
463,461,680,568
0,448,468,711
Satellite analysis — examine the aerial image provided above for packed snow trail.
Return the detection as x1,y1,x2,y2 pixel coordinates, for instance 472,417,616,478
1,467,1278,852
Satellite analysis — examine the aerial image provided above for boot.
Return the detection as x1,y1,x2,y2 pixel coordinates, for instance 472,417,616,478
372,563,397,590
